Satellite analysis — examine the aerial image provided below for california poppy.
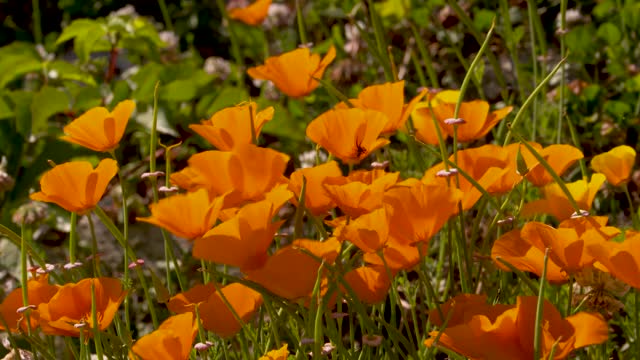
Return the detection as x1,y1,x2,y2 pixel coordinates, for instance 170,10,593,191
167,282,218,314
322,169,399,218
384,180,462,245
190,102,274,151
228,0,272,26
410,89,461,145
336,81,428,134
192,189,292,271
0,275,59,333
306,108,390,164
522,144,584,187
340,207,392,253
170,144,289,208
37,277,127,337
362,240,424,272
425,294,609,360
247,46,336,98
288,161,342,216
245,238,340,301
587,230,640,289
591,145,636,186
61,100,135,152
521,174,606,221
343,265,391,304
259,344,289,360
198,283,263,338
136,189,225,241
130,312,197,360
30,159,118,214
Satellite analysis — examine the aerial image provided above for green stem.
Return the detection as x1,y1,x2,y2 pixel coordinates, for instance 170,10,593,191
533,248,550,360
558,0,567,143
88,214,102,277
526,0,539,141
69,212,78,263
157,0,173,31
503,57,567,145
91,281,104,360
295,0,308,44
32,0,42,44
624,184,639,229
20,222,33,337
215,0,243,86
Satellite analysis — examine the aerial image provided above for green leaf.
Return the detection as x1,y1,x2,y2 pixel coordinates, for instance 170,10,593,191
31,86,70,136
74,26,108,63
204,86,249,115
0,43,42,89
473,9,495,32
159,71,213,103
48,60,97,86
0,93,12,120
596,22,622,45
8,91,33,138
56,19,102,45
131,63,163,102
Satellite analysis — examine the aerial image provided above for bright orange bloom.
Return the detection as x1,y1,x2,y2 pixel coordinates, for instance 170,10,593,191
30,159,118,214
336,81,428,134
340,207,391,253
492,217,620,283
343,266,391,304
384,181,462,245
61,100,135,152
190,102,274,151
591,145,636,186
587,230,640,289
247,46,336,98
198,283,263,338
259,344,289,360
136,189,225,241
323,170,399,218
306,108,390,164
170,144,289,208
228,0,272,26
362,240,424,272
167,282,217,314
192,189,292,271
521,174,606,221
412,91,512,143
130,312,198,360
522,144,584,187
425,294,609,360
410,89,460,145
288,161,342,216
0,275,59,333
37,277,126,337
245,238,340,301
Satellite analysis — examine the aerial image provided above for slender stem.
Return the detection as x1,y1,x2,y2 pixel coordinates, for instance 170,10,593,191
295,0,308,44
69,212,78,263
87,214,102,277
91,281,104,360
31,0,42,44
558,0,567,143
20,222,33,337
533,248,550,360
215,0,243,86
526,0,539,141
157,0,173,31
624,184,639,229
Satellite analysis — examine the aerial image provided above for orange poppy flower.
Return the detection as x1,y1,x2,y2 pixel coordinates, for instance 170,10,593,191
30,159,118,214
0,275,59,333
170,144,289,208
591,145,636,186
425,294,609,360
383,181,462,245
288,161,342,216
198,283,263,338
247,46,336,98
228,0,272,26
336,81,428,134
259,344,289,360
37,277,127,337
521,174,606,221
61,100,135,152
492,217,620,283
587,230,640,289
192,189,292,271
343,265,391,304
340,207,392,253
245,238,340,301
136,189,225,241
130,312,198,360
362,240,424,272
323,170,399,218
522,144,584,187
306,108,390,164
410,89,461,145
190,102,274,151
167,282,218,314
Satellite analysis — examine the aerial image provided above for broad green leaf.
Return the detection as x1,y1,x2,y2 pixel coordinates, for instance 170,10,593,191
74,25,109,63
596,23,622,45
8,91,34,138
131,63,163,102
159,71,213,102
48,60,97,86
204,86,248,115
31,86,70,136
56,19,102,45
0,93,12,120
0,43,42,89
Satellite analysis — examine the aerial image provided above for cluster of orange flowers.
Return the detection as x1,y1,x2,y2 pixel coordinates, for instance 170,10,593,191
3,10,640,358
